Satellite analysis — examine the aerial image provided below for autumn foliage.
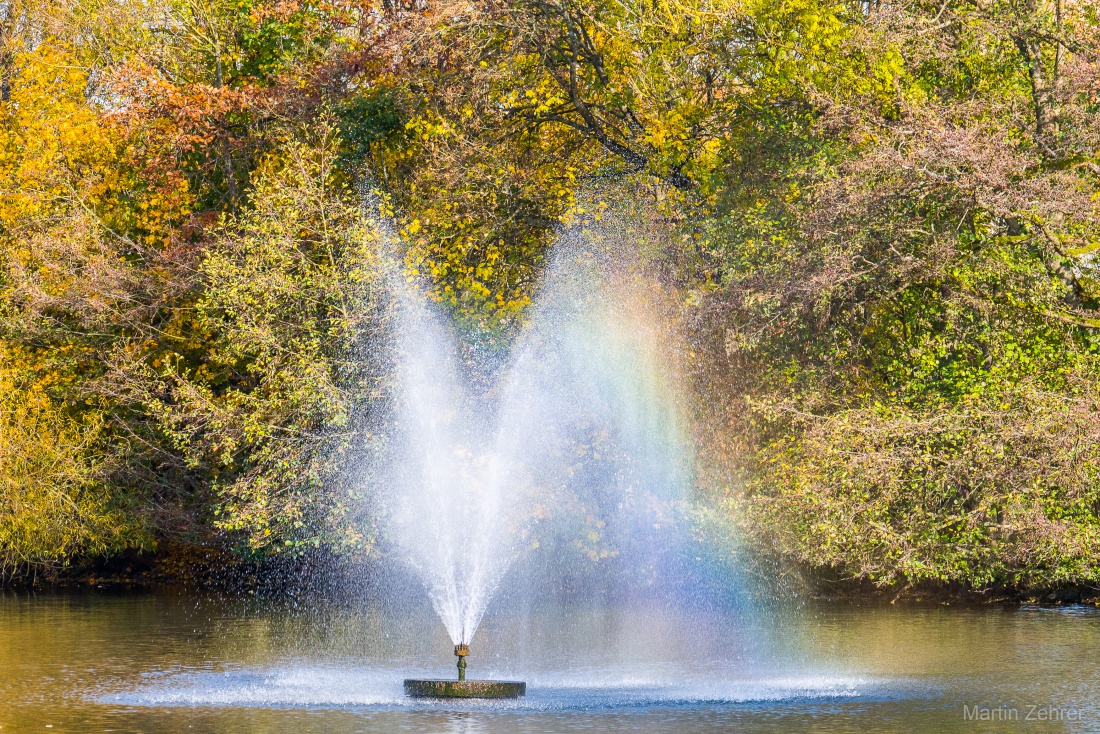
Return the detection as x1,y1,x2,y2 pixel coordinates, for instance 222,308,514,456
1,0,1098,594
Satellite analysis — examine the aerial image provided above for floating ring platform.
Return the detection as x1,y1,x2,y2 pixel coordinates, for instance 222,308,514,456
403,679,526,698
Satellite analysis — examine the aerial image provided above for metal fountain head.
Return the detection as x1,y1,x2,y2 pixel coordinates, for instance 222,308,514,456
403,641,525,698
454,643,469,681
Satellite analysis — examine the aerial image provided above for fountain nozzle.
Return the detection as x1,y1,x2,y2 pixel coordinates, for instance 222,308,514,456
454,644,469,681
404,642,524,697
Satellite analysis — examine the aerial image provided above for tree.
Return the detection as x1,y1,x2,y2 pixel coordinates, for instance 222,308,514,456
689,0,1100,590
146,131,391,554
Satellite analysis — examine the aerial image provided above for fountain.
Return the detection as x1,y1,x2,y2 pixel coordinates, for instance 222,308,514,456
373,206,690,700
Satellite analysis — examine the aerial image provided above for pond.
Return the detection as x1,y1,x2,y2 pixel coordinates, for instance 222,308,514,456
2,589,1099,733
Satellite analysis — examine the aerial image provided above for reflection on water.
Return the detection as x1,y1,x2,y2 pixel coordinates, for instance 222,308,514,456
2,590,1099,733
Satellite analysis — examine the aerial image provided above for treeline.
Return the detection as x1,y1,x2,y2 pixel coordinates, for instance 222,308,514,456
1,0,1098,593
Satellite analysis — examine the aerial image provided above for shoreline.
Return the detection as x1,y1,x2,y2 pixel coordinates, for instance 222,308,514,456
4,544,1098,607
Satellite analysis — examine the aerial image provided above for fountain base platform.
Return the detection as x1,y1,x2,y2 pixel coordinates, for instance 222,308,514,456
403,679,526,698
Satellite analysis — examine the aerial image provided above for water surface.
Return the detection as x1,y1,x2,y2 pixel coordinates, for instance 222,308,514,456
2,590,1098,732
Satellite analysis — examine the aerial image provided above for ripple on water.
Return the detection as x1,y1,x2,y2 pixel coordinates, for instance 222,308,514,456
1018,604,1100,616
98,666,883,712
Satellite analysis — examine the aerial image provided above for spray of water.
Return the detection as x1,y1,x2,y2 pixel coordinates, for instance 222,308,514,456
377,206,693,647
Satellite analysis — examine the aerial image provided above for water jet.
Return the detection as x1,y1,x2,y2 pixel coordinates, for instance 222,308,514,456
403,644,526,699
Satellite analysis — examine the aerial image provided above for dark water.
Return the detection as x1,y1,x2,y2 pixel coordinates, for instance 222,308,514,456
2,589,1099,733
